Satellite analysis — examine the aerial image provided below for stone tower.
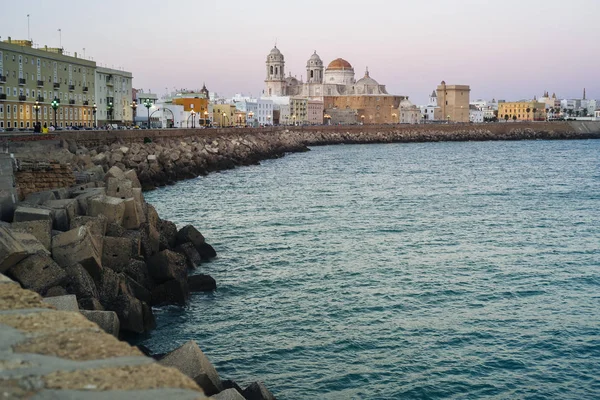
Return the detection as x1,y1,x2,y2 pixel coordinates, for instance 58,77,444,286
306,51,324,84
265,46,285,97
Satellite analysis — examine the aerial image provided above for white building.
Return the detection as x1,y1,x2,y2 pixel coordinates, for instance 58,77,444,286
95,66,133,126
469,105,484,123
133,89,159,127
420,90,439,121
255,98,274,125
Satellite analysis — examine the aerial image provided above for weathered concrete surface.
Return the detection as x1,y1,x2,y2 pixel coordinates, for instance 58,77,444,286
0,273,208,399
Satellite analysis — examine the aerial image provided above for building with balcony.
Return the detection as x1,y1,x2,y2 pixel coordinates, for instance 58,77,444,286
95,66,133,126
0,37,96,130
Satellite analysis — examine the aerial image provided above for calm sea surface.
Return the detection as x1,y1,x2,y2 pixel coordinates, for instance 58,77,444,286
136,140,600,399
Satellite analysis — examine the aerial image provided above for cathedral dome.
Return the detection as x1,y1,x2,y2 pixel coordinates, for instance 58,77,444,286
356,71,379,86
307,51,323,67
327,58,353,70
267,46,284,62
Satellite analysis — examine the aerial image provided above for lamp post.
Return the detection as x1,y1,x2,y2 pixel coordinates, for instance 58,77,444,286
190,110,196,128
143,99,153,128
447,115,451,124
248,111,254,127
130,101,137,127
107,101,114,125
392,113,397,124
292,115,296,126
204,111,209,127
267,115,271,125
360,114,365,125
33,100,41,125
222,112,227,127
92,103,97,128
51,97,60,128
324,113,331,125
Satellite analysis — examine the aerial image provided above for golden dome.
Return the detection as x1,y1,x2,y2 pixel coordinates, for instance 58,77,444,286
326,58,353,70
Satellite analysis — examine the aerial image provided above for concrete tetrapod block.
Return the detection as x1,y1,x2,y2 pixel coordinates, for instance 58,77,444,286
159,340,224,396
23,190,57,205
176,225,206,248
11,219,53,251
52,226,103,281
104,165,127,182
122,197,142,230
80,310,120,337
43,294,79,311
102,236,133,272
11,231,50,256
87,195,126,226
63,262,99,300
0,226,28,273
188,274,216,292
9,251,68,295
242,382,277,400
132,188,146,224
13,205,53,223
125,169,142,188
106,176,134,199
72,187,106,215
210,389,246,400
147,249,187,283
44,198,79,231
176,242,202,269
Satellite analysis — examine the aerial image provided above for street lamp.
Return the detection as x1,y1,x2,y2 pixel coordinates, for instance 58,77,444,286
204,111,209,127
51,97,60,128
130,101,137,127
360,114,365,124
222,112,227,127
143,99,153,128
92,103,97,128
248,111,254,127
267,115,271,125
107,101,114,125
190,110,196,128
447,115,451,123
33,100,41,125
324,113,331,125
392,113,397,124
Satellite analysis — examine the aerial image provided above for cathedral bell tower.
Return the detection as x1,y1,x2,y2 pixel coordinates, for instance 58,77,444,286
265,46,285,97
306,51,324,84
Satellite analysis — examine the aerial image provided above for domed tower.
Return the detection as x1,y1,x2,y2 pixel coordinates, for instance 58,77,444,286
323,58,355,85
306,51,324,84
265,46,285,97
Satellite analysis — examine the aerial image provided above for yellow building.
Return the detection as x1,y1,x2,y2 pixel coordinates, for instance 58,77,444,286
171,97,210,126
1,38,96,130
498,101,547,121
212,104,236,127
436,81,470,122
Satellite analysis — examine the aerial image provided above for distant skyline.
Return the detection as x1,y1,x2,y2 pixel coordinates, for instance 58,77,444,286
3,0,599,104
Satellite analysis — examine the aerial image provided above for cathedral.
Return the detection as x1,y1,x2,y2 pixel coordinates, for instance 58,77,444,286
264,46,420,124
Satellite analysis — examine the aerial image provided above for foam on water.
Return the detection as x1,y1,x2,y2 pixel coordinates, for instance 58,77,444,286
135,140,600,399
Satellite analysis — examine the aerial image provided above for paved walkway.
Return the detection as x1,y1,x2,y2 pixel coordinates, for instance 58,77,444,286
0,273,207,399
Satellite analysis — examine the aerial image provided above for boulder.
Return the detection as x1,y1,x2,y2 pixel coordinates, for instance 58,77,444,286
131,188,146,225
105,221,127,237
0,227,28,273
80,310,120,337
125,169,142,188
188,274,217,292
158,219,178,250
123,274,152,304
97,267,121,307
52,187,70,200
147,249,187,283
111,292,145,334
84,165,105,182
242,382,277,400
78,297,104,311
151,279,189,306
10,231,50,256
8,251,68,295
23,190,57,205
63,263,99,300
140,222,160,259
176,243,202,269
197,242,218,261
159,340,223,396
13,206,53,223
87,195,126,226
43,294,79,311
175,225,205,248
45,286,69,297
101,236,133,272
72,187,106,215
10,219,52,251
210,389,245,400
141,301,156,332
70,215,107,237
221,380,244,395
123,259,153,291
120,230,142,258
122,198,142,230
52,226,103,281
104,165,126,182
106,177,133,199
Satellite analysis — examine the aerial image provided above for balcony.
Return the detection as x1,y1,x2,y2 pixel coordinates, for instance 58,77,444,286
69,85,75,91
18,78,26,85
83,101,89,106
53,82,60,88
18,95,26,101
0,93,6,100
83,86,88,92
37,80,44,87
69,100,75,105
37,96,45,102
0,75,6,83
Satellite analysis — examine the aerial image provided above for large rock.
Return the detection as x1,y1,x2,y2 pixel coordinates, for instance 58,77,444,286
43,294,79,311
140,222,160,259
122,197,142,229
147,249,187,283
8,251,68,295
176,225,206,248
70,215,107,237
242,382,277,400
52,226,102,281
151,279,189,306
97,267,121,307
63,263,99,300
120,230,142,258
87,195,126,226
111,292,145,334
11,219,52,251
106,177,133,199
72,187,106,215
197,242,217,261
80,310,120,337
78,297,104,311
13,206,53,223
210,389,245,400
159,340,223,396
176,243,202,269
158,219,178,250
11,231,50,256
123,274,152,303
123,259,153,290
131,188,146,224
23,190,57,205
101,236,133,272
43,199,79,231
141,301,156,331
0,227,28,273
188,274,216,292
104,165,126,182
125,169,142,189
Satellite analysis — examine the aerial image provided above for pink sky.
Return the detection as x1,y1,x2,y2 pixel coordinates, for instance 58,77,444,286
4,0,599,104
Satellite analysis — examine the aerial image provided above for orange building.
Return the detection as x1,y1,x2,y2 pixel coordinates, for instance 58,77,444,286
171,97,210,126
